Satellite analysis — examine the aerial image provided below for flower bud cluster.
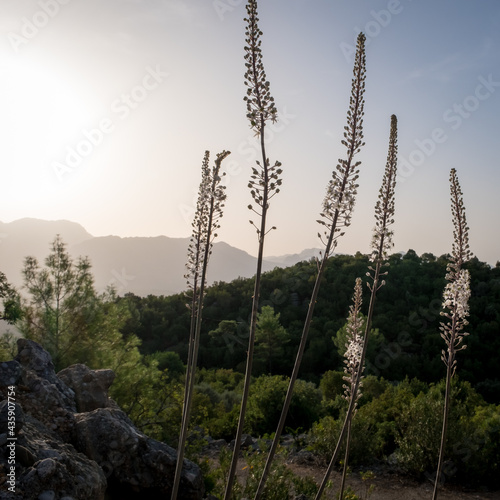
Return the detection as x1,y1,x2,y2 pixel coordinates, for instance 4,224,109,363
439,169,472,375
317,34,366,256
343,278,365,408
370,114,398,264
185,151,229,296
442,269,471,321
243,0,277,135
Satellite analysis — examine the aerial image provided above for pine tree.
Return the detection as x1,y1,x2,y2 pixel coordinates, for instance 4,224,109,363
21,235,96,370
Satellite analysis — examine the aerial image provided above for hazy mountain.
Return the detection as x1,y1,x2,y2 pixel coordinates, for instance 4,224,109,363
266,248,322,266
71,237,276,296
0,219,318,296
0,218,93,285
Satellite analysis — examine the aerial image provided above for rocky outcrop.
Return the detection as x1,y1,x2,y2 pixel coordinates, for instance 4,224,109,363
0,339,204,500
75,407,203,498
57,364,114,413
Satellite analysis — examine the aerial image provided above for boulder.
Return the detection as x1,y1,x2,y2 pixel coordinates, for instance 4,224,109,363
8,340,77,443
0,361,22,388
57,364,114,412
0,339,204,500
15,340,75,408
75,406,204,499
0,416,107,500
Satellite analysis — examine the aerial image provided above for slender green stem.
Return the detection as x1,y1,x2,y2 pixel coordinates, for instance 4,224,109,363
254,223,336,500
316,114,397,499
433,168,471,499
172,153,228,500
339,418,352,500
315,266,379,500
254,33,366,500
225,116,269,500
433,313,457,499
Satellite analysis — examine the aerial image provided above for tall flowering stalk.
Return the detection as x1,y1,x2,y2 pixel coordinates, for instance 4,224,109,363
171,150,229,500
315,114,398,499
338,277,365,500
254,32,366,500
224,1,282,498
432,168,472,500
183,152,211,397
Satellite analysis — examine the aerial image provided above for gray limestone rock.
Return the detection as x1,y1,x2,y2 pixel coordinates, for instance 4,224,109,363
75,407,204,499
57,364,114,413
0,340,204,500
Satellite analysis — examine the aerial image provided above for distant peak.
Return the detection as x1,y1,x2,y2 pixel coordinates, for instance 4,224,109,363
1,218,93,244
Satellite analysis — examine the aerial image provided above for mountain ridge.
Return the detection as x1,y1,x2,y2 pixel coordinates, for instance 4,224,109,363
0,219,320,296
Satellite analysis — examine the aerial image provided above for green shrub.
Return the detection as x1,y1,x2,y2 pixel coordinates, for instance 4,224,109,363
309,411,382,467
291,475,318,498
246,375,323,436
243,447,293,500
320,370,344,400
205,444,318,500
310,379,417,465
394,390,443,477
452,403,500,488
336,486,359,500
197,367,244,392
358,375,390,405
394,378,494,485
204,446,242,499
205,403,240,441
309,415,340,462
0,331,17,360
147,350,185,378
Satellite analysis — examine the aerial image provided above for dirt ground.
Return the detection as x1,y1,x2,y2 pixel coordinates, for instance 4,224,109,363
284,461,500,500
203,443,500,499
220,454,500,500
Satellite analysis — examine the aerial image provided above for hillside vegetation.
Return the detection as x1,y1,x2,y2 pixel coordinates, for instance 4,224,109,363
121,251,500,402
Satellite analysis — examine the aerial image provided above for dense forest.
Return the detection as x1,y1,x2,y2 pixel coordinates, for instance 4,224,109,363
120,250,500,403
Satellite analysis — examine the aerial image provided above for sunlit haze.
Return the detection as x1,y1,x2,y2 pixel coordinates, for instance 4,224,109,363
1,0,499,264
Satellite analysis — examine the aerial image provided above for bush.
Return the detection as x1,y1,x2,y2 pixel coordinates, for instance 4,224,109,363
394,390,443,477
205,443,321,500
394,377,498,486
206,403,240,441
463,404,500,488
309,411,382,467
310,378,420,465
242,447,293,500
147,350,185,378
197,367,245,392
358,375,390,404
191,368,244,440
246,375,323,436
0,331,17,360
320,370,344,401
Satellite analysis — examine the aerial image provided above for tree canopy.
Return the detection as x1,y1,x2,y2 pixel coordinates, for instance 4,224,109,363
120,251,500,402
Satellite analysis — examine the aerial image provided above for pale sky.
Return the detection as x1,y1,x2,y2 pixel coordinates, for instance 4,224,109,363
1,0,499,265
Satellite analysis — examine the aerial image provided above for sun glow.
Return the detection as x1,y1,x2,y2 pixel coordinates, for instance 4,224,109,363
0,57,92,216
